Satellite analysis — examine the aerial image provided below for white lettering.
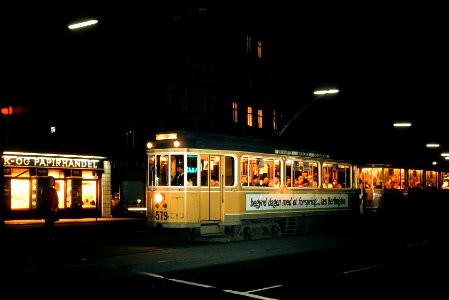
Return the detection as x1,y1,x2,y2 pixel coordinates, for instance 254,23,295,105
246,193,349,211
2,155,101,169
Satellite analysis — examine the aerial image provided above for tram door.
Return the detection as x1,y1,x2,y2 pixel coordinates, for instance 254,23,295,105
199,155,222,221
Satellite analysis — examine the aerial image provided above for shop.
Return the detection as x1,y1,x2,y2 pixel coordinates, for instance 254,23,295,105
2,151,112,220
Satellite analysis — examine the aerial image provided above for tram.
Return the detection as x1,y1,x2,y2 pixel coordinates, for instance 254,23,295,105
146,131,362,241
358,163,449,215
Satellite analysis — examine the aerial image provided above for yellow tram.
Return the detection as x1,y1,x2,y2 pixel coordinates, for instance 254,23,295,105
146,131,361,241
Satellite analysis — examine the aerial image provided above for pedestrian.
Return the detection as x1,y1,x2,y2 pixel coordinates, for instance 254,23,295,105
42,176,59,231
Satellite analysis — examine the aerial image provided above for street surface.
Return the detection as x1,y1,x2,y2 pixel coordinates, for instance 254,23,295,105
1,215,446,299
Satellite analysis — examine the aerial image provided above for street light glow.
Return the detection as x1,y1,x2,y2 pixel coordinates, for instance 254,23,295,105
68,19,98,30
313,89,339,95
393,122,412,127
426,143,440,148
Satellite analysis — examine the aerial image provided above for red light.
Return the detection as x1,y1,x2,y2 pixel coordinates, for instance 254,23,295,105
1,105,13,116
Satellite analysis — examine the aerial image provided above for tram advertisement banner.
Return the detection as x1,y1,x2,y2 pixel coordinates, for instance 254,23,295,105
246,193,348,211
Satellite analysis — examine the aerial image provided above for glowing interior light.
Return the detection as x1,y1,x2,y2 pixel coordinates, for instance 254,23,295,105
174,140,180,147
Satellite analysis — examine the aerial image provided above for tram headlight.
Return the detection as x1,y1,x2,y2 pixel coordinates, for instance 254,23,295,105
154,193,164,204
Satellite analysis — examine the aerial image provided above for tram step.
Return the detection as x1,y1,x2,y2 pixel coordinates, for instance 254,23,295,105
200,223,222,235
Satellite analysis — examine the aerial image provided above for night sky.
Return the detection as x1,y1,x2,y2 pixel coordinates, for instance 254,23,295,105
3,2,449,164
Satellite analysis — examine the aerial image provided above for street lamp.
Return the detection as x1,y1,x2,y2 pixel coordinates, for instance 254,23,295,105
68,19,98,30
393,122,412,127
276,88,339,137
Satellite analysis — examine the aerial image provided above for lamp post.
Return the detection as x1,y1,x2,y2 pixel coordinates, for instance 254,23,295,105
276,89,339,137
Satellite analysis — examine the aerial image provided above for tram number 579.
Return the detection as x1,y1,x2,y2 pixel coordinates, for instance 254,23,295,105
155,211,168,221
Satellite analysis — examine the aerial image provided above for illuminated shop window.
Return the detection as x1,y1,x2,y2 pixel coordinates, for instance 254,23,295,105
82,180,97,208
11,179,30,209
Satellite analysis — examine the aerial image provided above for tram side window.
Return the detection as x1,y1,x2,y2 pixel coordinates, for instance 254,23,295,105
322,163,351,188
441,172,449,189
171,155,185,186
200,155,208,186
241,156,279,187
336,164,351,188
241,157,249,186
360,167,383,189
408,169,423,189
303,162,318,188
290,160,318,188
285,160,292,187
384,168,405,189
210,155,220,186
199,155,221,187
224,156,235,186
259,158,280,187
154,154,169,186
292,161,305,187
322,163,333,188
186,155,198,186
148,155,155,187
249,157,262,186
425,170,438,188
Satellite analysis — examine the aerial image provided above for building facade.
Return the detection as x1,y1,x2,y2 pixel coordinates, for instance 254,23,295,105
2,151,112,220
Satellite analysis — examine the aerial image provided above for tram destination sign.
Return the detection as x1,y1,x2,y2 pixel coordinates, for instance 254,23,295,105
275,149,330,158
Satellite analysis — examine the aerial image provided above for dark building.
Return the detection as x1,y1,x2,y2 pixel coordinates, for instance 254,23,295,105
117,5,283,142
2,4,285,220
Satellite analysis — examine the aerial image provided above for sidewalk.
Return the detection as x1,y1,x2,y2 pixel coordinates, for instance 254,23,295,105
3,217,146,226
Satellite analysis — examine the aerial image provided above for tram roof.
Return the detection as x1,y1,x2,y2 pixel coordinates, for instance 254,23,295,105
150,131,333,160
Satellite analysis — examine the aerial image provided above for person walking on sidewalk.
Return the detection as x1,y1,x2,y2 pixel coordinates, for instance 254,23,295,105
42,176,59,230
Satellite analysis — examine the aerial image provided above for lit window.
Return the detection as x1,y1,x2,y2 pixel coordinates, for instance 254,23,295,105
272,110,277,130
257,41,262,58
232,102,238,123
246,35,251,53
257,109,263,128
247,106,253,127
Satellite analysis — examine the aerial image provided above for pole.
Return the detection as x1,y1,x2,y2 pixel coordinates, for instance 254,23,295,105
276,94,325,137
276,89,339,137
